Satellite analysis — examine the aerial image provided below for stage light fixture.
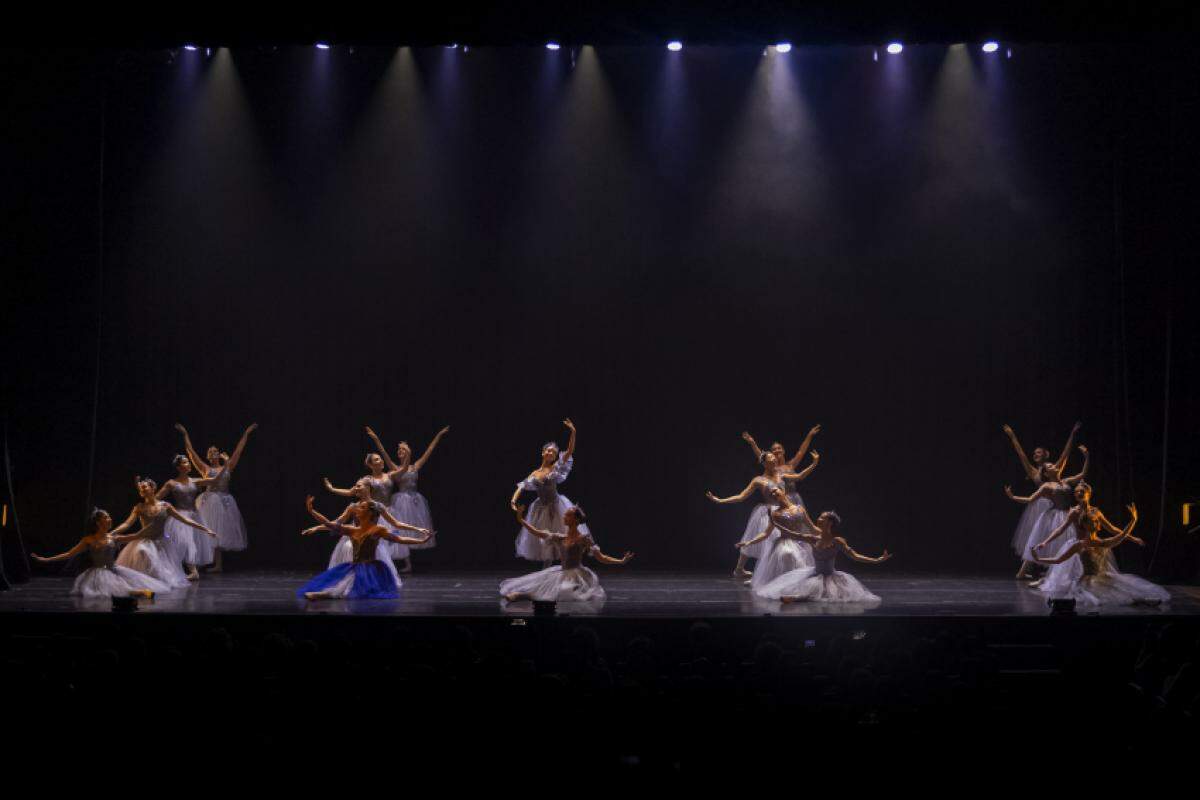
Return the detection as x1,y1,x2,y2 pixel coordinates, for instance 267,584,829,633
446,43,458,49
183,44,198,52
315,42,331,50
774,43,792,54
546,42,561,51
982,41,1000,53
667,40,683,51
886,42,903,54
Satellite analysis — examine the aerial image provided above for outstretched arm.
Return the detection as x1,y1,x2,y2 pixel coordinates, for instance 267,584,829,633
738,522,777,550
1054,422,1082,474
374,504,428,534
155,482,171,501
1096,504,1142,547
324,478,356,498
177,423,211,477
380,527,432,547
164,503,216,537
837,537,892,565
31,540,88,564
1064,446,1089,484
787,425,821,470
590,545,634,565
365,426,402,472
780,451,820,484
305,496,335,527
107,508,140,538
706,479,760,505
224,423,258,473
1002,424,1040,483
741,432,766,463
1034,509,1078,551
562,419,577,460
1031,540,1083,565
513,506,557,541
1006,483,1050,504
412,426,450,471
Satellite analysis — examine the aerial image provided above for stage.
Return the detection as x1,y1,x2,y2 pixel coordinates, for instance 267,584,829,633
2,571,1197,618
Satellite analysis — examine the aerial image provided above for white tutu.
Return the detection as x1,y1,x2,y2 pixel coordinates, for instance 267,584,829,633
1011,496,1052,560
163,513,198,566
328,536,402,586
750,536,814,591
1038,553,1169,607
515,494,591,562
72,565,172,598
738,504,779,561
756,565,880,603
1023,505,1071,563
389,491,435,550
500,564,605,602
197,491,248,552
115,539,191,589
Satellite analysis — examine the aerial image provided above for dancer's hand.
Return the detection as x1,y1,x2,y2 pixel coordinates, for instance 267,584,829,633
513,504,526,519
741,431,754,443
1078,445,1088,455
1004,485,1014,498
1072,421,1082,434
31,554,48,563
878,550,893,562
175,423,188,435
1127,503,1138,520
562,418,575,431
705,491,719,502
438,425,450,436
735,541,747,550
808,424,821,437
1129,536,1145,547
1002,424,1014,437
365,426,378,438
323,478,334,491
245,423,258,435
809,450,820,464
203,526,217,538
306,495,316,513
620,551,635,563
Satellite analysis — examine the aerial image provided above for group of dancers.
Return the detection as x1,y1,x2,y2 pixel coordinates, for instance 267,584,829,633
32,418,1172,610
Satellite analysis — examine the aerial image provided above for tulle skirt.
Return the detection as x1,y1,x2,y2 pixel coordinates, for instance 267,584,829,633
515,494,592,562
756,566,880,603
750,537,814,591
197,491,247,552
163,512,198,566
499,565,605,602
1023,505,1070,563
738,504,779,561
1011,497,1052,560
298,561,400,599
328,537,402,586
1038,560,1170,607
115,539,191,590
72,565,172,598
389,490,435,550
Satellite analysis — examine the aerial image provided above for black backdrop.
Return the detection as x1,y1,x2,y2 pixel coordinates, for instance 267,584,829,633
5,44,1196,575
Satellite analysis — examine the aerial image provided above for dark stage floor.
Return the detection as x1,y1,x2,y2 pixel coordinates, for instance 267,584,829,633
2,571,1197,618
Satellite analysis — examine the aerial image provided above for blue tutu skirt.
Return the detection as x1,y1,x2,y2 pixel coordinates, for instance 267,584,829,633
297,561,400,599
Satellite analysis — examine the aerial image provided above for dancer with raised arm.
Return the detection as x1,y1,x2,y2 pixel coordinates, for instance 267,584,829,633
112,477,216,589
1002,421,1081,579
510,419,585,566
1030,486,1167,607
156,454,213,580
1005,445,1090,586
32,508,171,598
502,504,633,603
742,425,821,506
298,496,430,600
706,449,819,579
177,422,257,572
366,424,448,572
324,447,404,568
752,505,891,603
735,485,814,591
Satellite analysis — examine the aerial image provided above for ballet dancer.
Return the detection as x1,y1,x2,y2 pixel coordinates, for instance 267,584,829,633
324,447,403,568
112,477,216,589
501,504,633,603
751,505,891,603
31,508,170,598
510,419,586,566
365,424,449,571
298,496,430,600
1031,486,1168,607
741,425,821,505
156,454,212,580
706,449,819,579
177,422,257,572
1002,421,1081,579
735,485,815,591
1005,445,1090,586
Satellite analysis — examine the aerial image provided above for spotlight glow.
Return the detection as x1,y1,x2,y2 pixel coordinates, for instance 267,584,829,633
982,41,1000,53
886,42,903,54
545,42,561,51
183,44,198,52
445,43,458,49
315,42,331,50
774,42,792,54
667,40,683,51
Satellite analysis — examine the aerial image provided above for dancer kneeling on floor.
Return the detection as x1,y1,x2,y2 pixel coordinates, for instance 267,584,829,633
501,504,633,603
298,496,430,601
